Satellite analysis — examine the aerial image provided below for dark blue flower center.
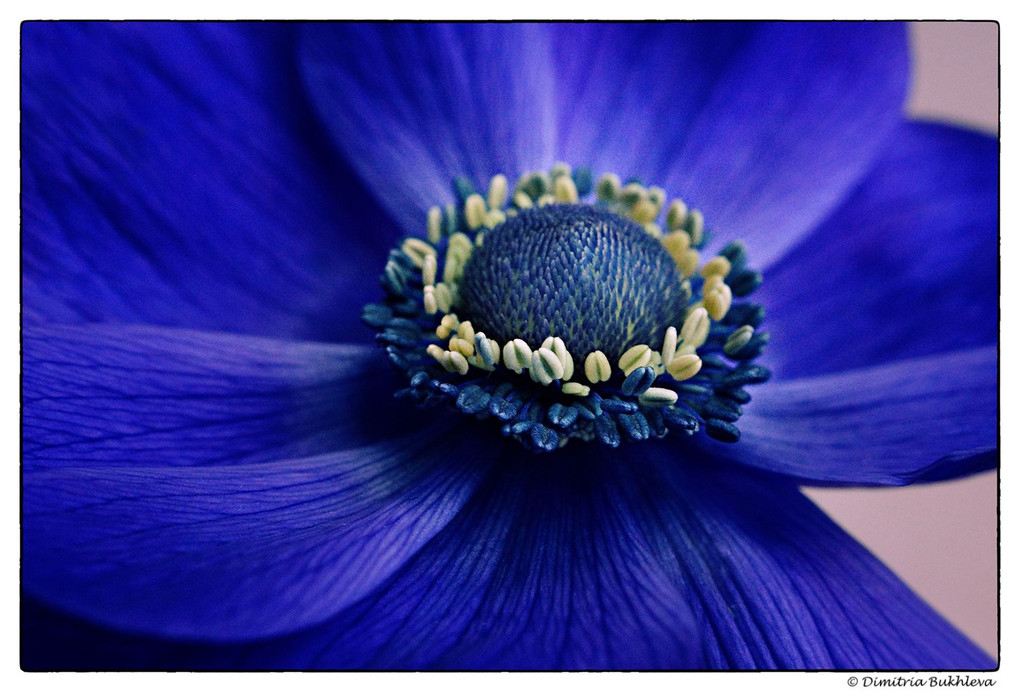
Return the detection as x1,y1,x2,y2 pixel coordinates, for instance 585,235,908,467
457,205,689,360
363,165,771,453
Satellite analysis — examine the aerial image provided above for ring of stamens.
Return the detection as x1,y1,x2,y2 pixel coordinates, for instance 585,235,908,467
363,163,770,452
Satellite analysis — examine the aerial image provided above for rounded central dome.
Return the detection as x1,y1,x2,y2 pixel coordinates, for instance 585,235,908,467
458,205,689,359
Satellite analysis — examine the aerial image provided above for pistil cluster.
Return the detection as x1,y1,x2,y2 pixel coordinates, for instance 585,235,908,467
364,164,770,452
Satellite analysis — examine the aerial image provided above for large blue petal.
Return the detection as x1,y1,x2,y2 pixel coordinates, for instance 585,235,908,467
23,325,421,469
552,23,752,182
299,23,556,236
255,442,703,669
762,121,998,379
23,429,488,641
22,437,993,670
711,347,997,486
22,22,393,340
24,440,704,669
630,453,995,669
554,22,909,268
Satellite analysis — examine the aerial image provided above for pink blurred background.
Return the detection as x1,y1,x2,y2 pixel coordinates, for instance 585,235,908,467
805,20,999,659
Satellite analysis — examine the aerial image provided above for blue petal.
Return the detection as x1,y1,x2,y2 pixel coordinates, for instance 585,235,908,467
22,22,393,340
762,121,998,379
24,427,488,641
22,439,994,670
630,454,995,669
256,444,703,669
716,347,997,486
554,22,909,268
299,23,556,236
552,23,753,185
24,325,421,469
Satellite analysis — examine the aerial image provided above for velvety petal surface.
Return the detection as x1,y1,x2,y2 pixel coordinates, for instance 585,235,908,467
22,22,393,341
299,23,556,236
251,444,703,670
23,428,488,641
710,347,997,485
23,325,420,469
23,440,705,669
629,450,995,669
553,22,910,268
763,121,998,380
22,438,993,670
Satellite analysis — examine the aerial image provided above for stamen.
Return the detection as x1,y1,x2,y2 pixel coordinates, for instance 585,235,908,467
553,175,579,203
464,194,487,230
487,174,508,211
503,338,533,375
666,353,702,381
532,347,565,385
584,350,612,383
427,206,443,244
619,344,653,376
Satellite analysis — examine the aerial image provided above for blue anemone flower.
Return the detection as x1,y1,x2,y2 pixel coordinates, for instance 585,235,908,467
21,22,998,670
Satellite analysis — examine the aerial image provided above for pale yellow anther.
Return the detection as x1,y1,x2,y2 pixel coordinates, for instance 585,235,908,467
457,320,475,344
401,237,436,270
433,282,454,313
536,193,556,207
553,175,579,203
513,191,533,209
596,173,621,202
436,313,459,339
443,350,470,375
423,285,438,314
487,174,508,211
422,253,437,286
687,209,705,245
488,338,501,365
562,382,590,397
427,206,443,244
643,223,662,238
666,199,688,231
677,249,701,278
449,336,474,357
702,273,724,295
661,326,678,366
448,232,473,259
426,343,445,363
549,337,574,381
475,232,485,247
680,307,710,350
661,230,691,259
484,209,506,229
551,161,572,180
724,325,754,355
619,344,653,376
638,387,679,407
532,347,565,385
442,254,461,285
631,198,658,224
704,282,733,321
502,339,533,374
666,353,702,381
464,194,487,230
584,350,612,383
701,255,732,279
